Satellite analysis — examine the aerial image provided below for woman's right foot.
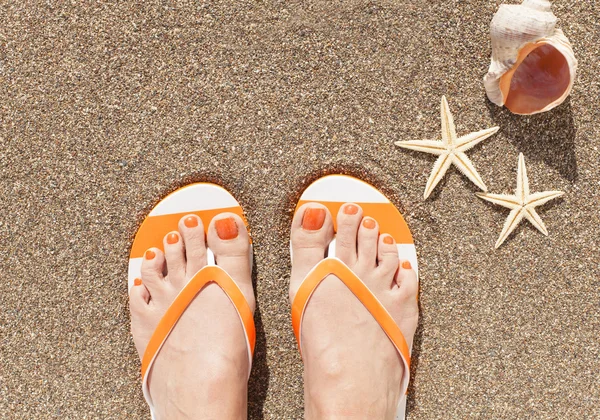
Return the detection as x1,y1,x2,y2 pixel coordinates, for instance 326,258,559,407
130,213,254,420
289,203,419,420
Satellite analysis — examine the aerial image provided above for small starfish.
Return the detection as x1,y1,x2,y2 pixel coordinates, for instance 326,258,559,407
395,96,499,199
477,153,564,249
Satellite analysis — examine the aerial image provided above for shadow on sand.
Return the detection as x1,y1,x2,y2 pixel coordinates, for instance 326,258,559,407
248,259,270,419
486,98,578,182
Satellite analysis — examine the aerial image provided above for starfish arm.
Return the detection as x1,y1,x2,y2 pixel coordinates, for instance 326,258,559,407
423,153,453,199
527,191,565,207
456,126,500,152
516,153,529,202
476,193,521,210
394,140,447,156
523,207,549,236
495,208,524,249
440,96,457,147
452,151,487,191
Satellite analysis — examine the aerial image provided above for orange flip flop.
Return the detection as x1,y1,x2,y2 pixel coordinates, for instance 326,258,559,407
128,183,255,418
291,175,418,420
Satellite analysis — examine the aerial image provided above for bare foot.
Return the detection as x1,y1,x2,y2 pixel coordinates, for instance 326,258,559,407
290,203,419,419
129,213,254,420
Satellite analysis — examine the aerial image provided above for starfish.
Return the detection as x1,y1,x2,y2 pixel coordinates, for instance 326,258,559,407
395,96,499,199
477,153,564,249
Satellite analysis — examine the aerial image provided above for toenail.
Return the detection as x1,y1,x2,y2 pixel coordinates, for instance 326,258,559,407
383,235,394,245
343,204,359,215
134,278,142,286
402,260,412,270
184,216,198,228
215,217,238,240
302,208,326,231
145,250,156,260
362,218,376,229
166,232,179,244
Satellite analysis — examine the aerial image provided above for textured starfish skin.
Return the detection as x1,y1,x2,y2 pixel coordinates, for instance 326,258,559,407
395,96,499,199
477,153,564,249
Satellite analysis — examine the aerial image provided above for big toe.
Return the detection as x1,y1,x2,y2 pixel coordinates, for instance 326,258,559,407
206,213,254,309
289,203,334,302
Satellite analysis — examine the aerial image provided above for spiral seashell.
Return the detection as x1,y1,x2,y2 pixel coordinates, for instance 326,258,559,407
484,0,577,115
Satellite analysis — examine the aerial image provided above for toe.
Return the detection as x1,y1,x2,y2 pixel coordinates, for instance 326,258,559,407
335,203,362,265
377,234,400,280
179,214,207,279
395,260,419,301
129,278,151,308
140,247,166,295
356,216,379,269
128,279,152,358
206,213,254,309
163,231,186,288
289,203,334,301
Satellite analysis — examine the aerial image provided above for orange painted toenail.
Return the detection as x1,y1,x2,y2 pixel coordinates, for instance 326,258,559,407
184,216,198,228
383,236,394,245
302,208,326,230
215,217,238,240
134,278,142,286
166,232,179,244
362,218,376,229
343,204,359,215
402,260,412,270
145,250,156,260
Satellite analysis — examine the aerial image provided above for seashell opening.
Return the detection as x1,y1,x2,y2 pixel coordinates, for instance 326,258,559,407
499,41,571,115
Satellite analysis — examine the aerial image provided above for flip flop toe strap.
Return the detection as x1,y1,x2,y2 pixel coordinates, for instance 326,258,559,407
140,265,255,408
291,258,411,395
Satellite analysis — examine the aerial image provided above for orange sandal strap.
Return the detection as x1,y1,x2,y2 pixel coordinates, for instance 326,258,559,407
141,265,255,403
291,258,410,392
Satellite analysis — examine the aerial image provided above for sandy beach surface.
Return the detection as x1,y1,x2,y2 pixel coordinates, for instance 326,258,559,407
1,0,599,418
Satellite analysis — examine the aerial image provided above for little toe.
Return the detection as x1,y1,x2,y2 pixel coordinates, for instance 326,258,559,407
395,260,419,301
163,231,186,288
129,278,151,309
206,213,254,308
290,203,334,301
356,217,379,269
335,203,362,265
128,279,152,358
377,234,400,280
140,247,166,295
179,214,207,279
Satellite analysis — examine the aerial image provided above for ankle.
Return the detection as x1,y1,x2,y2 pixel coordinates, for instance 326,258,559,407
304,359,403,420
305,378,401,420
150,353,248,420
305,393,393,420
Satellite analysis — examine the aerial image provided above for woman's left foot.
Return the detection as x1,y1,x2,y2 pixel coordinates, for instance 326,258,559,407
289,203,419,419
